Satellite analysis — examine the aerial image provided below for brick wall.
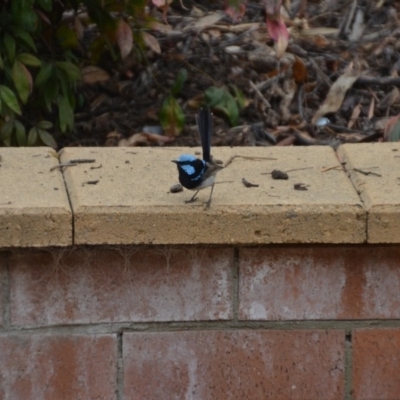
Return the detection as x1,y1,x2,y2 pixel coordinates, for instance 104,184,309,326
1,245,400,399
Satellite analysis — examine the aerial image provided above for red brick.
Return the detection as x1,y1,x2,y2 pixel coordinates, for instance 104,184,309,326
239,247,400,320
353,329,400,399
123,330,345,399
10,247,233,326
0,334,117,399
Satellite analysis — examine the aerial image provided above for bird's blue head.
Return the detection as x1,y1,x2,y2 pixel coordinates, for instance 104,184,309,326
176,154,197,163
172,154,206,188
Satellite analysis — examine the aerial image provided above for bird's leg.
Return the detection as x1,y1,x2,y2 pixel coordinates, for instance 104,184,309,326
204,184,215,210
185,190,199,204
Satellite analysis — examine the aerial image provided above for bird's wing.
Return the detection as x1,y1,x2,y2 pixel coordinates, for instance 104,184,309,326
196,107,212,162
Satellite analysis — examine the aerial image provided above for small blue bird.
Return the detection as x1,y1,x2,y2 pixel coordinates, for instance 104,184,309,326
172,108,223,209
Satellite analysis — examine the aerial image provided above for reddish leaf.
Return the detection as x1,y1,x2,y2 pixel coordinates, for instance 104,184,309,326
292,56,308,85
152,0,168,6
151,0,174,22
265,0,281,17
265,1,288,59
225,0,247,22
115,19,133,59
266,17,289,58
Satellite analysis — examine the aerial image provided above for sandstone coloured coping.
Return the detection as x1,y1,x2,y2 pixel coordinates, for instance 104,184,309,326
0,148,72,247
60,146,365,245
338,143,400,243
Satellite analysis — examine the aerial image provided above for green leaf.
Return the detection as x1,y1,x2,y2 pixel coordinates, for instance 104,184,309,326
205,86,228,107
56,23,79,49
159,95,185,136
0,120,14,140
4,33,16,62
57,68,76,109
38,128,57,148
12,60,31,104
0,85,21,115
58,70,70,99
37,120,53,130
171,68,187,96
17,53,41,67
56,61,81,81
58,95,74,132
27,127,38,146
384,115,400,142
205,86,240,126
35,63,53,86
14,120,26,146
37,0,52,12
42,72,59,111
85,0,116,32
229,84,245,110
224,97,239,126
15,31,36,52
11,0,37,31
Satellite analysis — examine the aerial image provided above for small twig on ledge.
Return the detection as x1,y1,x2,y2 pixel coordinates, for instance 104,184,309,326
321,165,342,172
50,163,78,172
90,164,103,170
50,159,96,172
82,180,99,186
353,168,382,177
242,178,259,188
69,159,96,164
224,155,277,168
285,167,313,173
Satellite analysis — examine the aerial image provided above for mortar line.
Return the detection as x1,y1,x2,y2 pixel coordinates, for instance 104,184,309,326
344,330,353,400
232,248,240,321
116,331,124,400
1,252,11,328
2,319,400,335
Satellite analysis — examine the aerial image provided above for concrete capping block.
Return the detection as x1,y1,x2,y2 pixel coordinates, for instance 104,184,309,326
0,148,72,247
337,143,400,243
4,145,388,246
61,146,366,245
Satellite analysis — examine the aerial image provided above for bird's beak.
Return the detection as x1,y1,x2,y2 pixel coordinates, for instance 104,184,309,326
171,160,178,164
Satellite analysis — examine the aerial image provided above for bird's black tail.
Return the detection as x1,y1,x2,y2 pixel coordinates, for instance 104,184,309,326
197,107,212,162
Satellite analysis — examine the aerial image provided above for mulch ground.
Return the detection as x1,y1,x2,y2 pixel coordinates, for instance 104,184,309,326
58,0,400,148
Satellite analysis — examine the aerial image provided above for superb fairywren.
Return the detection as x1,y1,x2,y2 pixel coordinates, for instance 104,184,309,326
172,107,223,209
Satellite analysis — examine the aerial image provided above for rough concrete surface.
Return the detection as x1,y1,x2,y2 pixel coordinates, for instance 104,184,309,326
60,146,365,245
0,148,72,247
337,143,400,243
